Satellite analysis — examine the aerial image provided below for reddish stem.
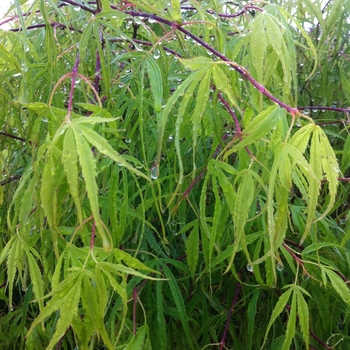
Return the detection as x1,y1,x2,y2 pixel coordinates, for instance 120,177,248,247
219,282,241,349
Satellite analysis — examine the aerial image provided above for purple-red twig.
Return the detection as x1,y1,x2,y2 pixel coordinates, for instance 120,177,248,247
219,282,241,350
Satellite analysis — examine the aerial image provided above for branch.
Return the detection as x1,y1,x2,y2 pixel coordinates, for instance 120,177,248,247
219,282,241,350
0,132,26,142
124,11,300,116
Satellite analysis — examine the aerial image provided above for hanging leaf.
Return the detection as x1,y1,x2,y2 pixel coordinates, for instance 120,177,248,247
178,56,213,70
146,56,163,113
72,127,110,249
224,105,282,158
62,127,83,223
186,220,199,278
250,15,267,83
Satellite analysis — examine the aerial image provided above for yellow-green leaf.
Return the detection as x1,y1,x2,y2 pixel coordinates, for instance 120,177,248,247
62,127,83,223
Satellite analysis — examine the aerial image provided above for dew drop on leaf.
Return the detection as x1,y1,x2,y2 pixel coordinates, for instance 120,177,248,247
164,246,171,256
150,166,158,180
276,263,284,272
246,264,253,272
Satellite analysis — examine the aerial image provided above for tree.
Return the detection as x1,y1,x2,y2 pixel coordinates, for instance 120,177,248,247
0,0,349,349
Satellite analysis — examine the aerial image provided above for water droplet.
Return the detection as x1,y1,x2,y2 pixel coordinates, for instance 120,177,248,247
22,285,28,292
135,45,143,52
148,18,157,24
153,49,160,60
295,118,302,127
8,304,13,312
74,6,80,11
312,109,318,112
164,246,171,256
333,166,340,172
171,230,178,235
125,138,132,144
150,166,158,180
303,110,309,115
246,264,253,272
132,236,137,243
168,134,173,140
276,263,284,272
206,50,213,56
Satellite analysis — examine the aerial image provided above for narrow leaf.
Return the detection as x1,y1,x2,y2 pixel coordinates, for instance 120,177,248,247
146,56,163,112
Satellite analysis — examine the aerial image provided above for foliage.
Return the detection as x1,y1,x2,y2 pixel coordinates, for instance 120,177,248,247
0,0,350,349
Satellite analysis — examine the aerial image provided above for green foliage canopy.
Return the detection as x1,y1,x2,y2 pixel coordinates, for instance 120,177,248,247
0,0,350,349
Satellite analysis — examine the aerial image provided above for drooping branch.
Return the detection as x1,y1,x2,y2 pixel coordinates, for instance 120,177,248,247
124,11,300,117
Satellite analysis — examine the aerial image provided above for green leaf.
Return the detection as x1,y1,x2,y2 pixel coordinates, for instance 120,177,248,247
212,65,237,106
19,175,37,225
262,287,293,348
72,127,110,249
156,281,167,348
224,105,282,158
174,68,208,186
178,56,213,70
7,237,20,310
341,134,350,171
318,127,339,220
323,268,350,306
192,69,211,171
24,247,44,311
146,56,163,112
282,291,296,350
159,261,194,348
72,122,149,182
28,271,82,338
170,0,182,23
279,7,318,79
113,248,160,274
62,127,83,223
226,170,254,272
40,153,57,228
251,15,267,83
186,221,199,278
46,273,83,349
125,325,147,350
82,274,114,349
247,289,260,348
98,262,163,280
296,289,310,349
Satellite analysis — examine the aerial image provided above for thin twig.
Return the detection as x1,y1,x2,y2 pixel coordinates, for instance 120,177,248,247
219,282,241,350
